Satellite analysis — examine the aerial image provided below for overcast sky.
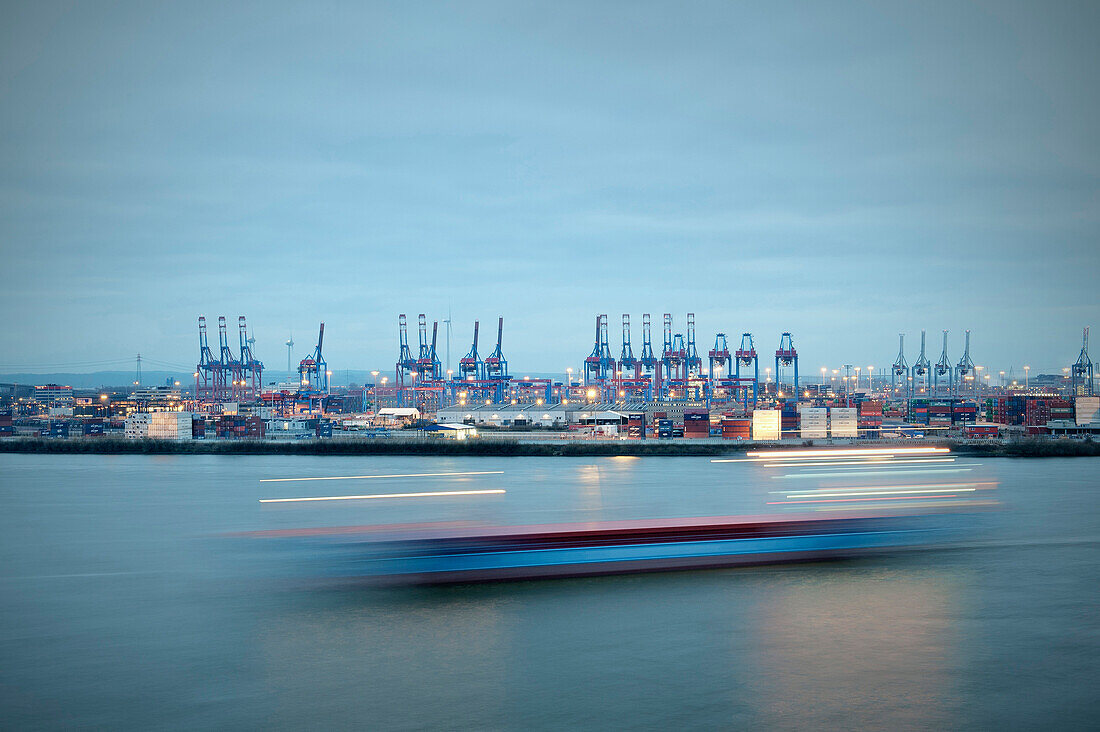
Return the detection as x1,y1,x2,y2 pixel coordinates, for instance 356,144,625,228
1,0,1097,378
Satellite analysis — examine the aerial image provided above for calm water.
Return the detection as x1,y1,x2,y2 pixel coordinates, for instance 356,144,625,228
1,453,1098,729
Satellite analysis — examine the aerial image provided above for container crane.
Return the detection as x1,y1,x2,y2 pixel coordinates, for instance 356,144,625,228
484,317,509,380
911,330,931,396
775,332,798,395
891,334,909,398
660,314,687,387
619,314,638,377
428,321,442,381
584,314,616,384
639,313,659,395
933,329,953,395
735,333,759,407
955,330,975,396
238,316,263,400
1072,326,1093,396
458,321,484,381
298,322,328,394
415,317,443,381
396,314,416,386
685,313,703,376
196,316,219,403
667,333,687,381
217,316,241,402
709,333,730,380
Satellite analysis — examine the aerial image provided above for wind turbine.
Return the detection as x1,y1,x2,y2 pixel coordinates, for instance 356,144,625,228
285,334,294,376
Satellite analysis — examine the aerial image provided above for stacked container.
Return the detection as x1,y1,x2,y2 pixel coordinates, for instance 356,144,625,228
800,408,827,439
124,413,151,439
780,402,798,435
952,401,977,424
909,399,929,424
657,419,673,440
683,408,709,438
925,401,950,431
1076,397,1100,425
858,400,883,435
964,424,999,438
148,412,194,440
0,408,12,437
215,416,265,439
989,397,1027,425
626,413,646,440
830,407,858,437
1050,399,1074,423
751,410,781,441
721,417,752,440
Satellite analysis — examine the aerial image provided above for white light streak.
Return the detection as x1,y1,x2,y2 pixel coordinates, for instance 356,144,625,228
259,489,507,503
785,487,976,498
748,447,950,459
774,468,972,480
770,481,994,494
259,471,504,483
762,458,958,468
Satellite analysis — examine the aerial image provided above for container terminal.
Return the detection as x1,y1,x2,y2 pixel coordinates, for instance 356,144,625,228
1,316,1097,443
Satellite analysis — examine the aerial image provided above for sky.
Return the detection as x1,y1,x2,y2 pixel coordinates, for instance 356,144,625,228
1,0,1097,379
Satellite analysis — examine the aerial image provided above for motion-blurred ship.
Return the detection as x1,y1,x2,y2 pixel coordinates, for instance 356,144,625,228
250,510,976,584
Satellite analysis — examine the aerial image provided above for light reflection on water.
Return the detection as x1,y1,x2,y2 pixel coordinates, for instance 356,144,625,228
0,453,1098,729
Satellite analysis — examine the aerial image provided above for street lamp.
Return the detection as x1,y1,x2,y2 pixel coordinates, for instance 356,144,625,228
1024,365,1030,390
868,366,874,392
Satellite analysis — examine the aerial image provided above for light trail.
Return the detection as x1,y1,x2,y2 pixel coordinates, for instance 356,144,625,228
808,499,997,511
259,471,504,483
259,489,507,503
784,487,976,498
768,494,961,504
773,468,972,480
713,448,950,464
769,481,995,494
762,458,958,468
747,447,950,459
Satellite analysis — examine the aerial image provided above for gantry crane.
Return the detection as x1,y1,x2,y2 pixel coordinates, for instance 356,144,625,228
933,330,953,395
775,332,798,395
396,314,416,386
709,333,730,380
238,316,263,400
685,313,703,376
891,334,909,398
298,322,328,394
619,314,638,377
911,329,931,396
584,314,616,384
955,330,975,396
458,320,484,381
735,333,759,407
484,317,509,380
196,316,219,404
1072,326,1093,396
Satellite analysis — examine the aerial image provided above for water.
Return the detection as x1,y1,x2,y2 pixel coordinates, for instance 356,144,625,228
1,453,1098,729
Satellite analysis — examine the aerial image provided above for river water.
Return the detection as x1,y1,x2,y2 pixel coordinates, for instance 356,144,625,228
1,453,1098,729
